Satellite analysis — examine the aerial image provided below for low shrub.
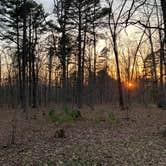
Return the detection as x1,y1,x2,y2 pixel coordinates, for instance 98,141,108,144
64,106,81,120
48,106,81,124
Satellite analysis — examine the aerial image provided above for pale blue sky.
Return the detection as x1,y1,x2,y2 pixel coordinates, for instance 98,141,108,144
35,0,54,13
35,0,108,12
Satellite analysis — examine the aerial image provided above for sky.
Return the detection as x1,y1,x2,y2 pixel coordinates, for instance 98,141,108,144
33,0,147,53
35,0,54,13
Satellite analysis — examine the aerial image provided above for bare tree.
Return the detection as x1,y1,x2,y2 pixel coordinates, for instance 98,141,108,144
105,0,147,108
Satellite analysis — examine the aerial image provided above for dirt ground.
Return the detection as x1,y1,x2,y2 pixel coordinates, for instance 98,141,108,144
0,104,166,166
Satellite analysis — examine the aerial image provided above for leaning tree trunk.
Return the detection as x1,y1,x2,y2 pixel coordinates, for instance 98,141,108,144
113,35,124,109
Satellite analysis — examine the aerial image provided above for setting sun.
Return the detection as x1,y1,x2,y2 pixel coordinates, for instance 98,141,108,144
128,83,133,88
125,81,136,90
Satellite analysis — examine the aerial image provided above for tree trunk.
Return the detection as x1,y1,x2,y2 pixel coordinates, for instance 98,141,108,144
32,28,38,108
61,27,67,106
113,35,124,109
48,47,53,104
28,13,32,106
16,1,23,107
148,26,158,103
62,62,66,105
161,0,166,42
156,0,165,102
22,0,27,114
77,4,82,108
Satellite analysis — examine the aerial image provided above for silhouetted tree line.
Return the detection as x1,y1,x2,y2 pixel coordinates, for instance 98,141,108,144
0,0,165,111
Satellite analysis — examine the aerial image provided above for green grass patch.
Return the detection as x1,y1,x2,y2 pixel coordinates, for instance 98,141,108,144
48,106,81,124
93,109,120,125
107,110,120,125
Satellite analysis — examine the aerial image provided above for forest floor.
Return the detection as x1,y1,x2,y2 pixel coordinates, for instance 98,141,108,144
0,104,166,166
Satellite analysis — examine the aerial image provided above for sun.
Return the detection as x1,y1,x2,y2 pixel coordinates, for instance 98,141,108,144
125,81,136,90
128,82,133,88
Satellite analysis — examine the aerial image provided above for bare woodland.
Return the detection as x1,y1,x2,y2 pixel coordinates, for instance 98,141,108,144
0,0,166,165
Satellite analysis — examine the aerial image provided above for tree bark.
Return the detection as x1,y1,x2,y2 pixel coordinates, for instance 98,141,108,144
48,47,53,104
22,0,28,114
161,0,166,42
32,27,38,108
148,26,158,103
113,34,124,109
77,2,83,108
16,0,23,107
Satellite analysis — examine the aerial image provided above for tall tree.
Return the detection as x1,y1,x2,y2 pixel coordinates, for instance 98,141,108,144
70,0,101,108
21,0,28,112
0,0,47,110
0,0,23,106
53,0,73,106
161,0,166,42
105,0,147,109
